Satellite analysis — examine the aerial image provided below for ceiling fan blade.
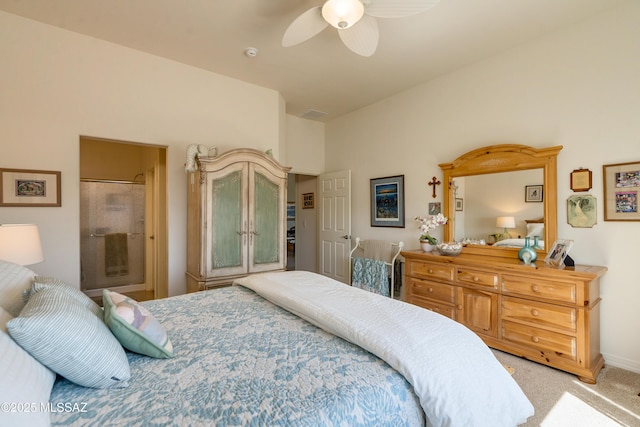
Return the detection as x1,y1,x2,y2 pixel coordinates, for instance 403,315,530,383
282,6,329,47
364,0,440,19
338,15,379,57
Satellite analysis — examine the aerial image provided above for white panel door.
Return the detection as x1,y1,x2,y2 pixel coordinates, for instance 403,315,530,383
318,170,351,283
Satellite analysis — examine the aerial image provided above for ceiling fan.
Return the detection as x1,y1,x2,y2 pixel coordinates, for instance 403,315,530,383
282,0,440,57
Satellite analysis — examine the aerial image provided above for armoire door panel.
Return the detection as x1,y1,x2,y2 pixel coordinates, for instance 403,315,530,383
248,163,286,273
207,165,248,277
252,171,280,265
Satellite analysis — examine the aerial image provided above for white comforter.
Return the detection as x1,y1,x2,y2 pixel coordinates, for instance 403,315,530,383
235,271,534,427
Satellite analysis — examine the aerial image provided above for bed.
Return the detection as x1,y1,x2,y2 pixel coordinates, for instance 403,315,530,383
493,238,544,250
0,260,534,427
494,219,545,249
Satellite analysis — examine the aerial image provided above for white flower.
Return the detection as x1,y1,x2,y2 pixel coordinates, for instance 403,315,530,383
414,213,448,244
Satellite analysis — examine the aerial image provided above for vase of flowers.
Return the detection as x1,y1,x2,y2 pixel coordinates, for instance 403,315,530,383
415,213,448,252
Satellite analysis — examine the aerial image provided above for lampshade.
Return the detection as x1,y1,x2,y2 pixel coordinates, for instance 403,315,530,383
322,0,365,29
496,216,516,229
0,224,44,265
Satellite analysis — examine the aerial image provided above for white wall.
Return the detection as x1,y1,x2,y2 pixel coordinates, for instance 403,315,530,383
0,12,284,296
285,115,325,175
324,2,640,372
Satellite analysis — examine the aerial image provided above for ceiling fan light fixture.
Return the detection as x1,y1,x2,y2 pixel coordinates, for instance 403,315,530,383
322,0,364,29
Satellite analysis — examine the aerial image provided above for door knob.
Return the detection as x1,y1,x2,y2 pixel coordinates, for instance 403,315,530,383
341,235,350,239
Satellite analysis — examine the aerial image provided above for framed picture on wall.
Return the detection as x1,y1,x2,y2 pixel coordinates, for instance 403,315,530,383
603,161,640,221
567,195,596,228
302,192,314,209
455,198,463,211
570,168,592,192
0,168,61,207
525,185,543,202
370,175,405,227
428,202,441,215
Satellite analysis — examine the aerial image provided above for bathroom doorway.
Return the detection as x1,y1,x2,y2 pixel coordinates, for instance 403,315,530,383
79,136,167,301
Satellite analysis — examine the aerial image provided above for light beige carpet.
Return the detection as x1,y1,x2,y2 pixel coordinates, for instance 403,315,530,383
492,350,640,426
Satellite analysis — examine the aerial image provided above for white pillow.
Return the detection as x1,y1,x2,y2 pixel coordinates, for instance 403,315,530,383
0,260,36,316
7,288,130,389
526,223,544,238
0,306,12,333
0,306,55,427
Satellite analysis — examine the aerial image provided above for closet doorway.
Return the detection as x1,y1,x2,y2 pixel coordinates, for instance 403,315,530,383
79,136,168,301
288,173,318,273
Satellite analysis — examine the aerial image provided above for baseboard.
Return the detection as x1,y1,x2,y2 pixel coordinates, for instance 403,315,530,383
601,352,640,374
83,283,145,297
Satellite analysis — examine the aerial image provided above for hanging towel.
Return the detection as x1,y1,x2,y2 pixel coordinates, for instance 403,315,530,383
351,257,389,297
361,240,395,264
105,233,129,277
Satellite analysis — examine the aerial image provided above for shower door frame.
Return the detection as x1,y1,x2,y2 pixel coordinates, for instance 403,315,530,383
80,176,155,297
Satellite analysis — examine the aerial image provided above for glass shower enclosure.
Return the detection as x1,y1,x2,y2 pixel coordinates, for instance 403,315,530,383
80,180,145,295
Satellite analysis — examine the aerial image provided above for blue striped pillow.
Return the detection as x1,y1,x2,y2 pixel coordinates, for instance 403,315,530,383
7,288,130,389
30,276,104,320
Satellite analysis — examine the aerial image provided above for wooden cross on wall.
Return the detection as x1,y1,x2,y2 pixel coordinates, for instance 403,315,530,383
428,176,441,198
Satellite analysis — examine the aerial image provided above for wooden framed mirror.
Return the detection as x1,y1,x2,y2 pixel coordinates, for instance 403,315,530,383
439,144,562,258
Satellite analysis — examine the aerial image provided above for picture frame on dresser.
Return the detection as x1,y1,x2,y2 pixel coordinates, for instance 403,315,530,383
544,239,574,267
603,161,640,221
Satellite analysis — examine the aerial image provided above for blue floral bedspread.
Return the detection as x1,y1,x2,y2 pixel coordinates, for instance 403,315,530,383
50,286,424,426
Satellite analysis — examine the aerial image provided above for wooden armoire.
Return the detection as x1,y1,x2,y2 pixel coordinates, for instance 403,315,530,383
186,148,291,292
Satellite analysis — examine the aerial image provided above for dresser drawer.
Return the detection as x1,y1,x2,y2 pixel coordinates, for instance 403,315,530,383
502,274,577,304
411,295,456,320
409,278,456,304
502,296,577,332
408,260,454,282
457,268,498,289
502,320,576,361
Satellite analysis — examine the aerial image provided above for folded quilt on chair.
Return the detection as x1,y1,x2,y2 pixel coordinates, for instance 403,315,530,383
351,257,389,296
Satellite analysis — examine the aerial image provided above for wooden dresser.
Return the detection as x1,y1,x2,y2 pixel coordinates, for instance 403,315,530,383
402,250,607,383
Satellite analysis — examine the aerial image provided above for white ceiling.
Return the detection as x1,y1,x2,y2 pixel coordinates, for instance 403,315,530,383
0,0,626,121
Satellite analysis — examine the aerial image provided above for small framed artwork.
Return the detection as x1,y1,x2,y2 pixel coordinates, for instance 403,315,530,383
370,175,405,228
603,161,640,221
286,202,295,219
570,168,592,192
302,192,314,209
567,195,596,228
525,185,543,203
455,198,464,212
0,168,61,207
429,202,441,215
544,239,574,267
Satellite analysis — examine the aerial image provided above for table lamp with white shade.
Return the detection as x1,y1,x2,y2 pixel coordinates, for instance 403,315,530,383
0,224,44,265
496,216,516,240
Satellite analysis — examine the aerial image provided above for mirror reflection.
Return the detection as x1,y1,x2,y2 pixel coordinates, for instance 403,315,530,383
452,169,545,249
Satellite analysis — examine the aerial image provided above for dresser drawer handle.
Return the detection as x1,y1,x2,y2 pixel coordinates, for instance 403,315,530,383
531,309,539,316
428,269,434,274
428,287,434,293
531,336,540,343
473,276,479,282
531,285,540,293
457,304,463,310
